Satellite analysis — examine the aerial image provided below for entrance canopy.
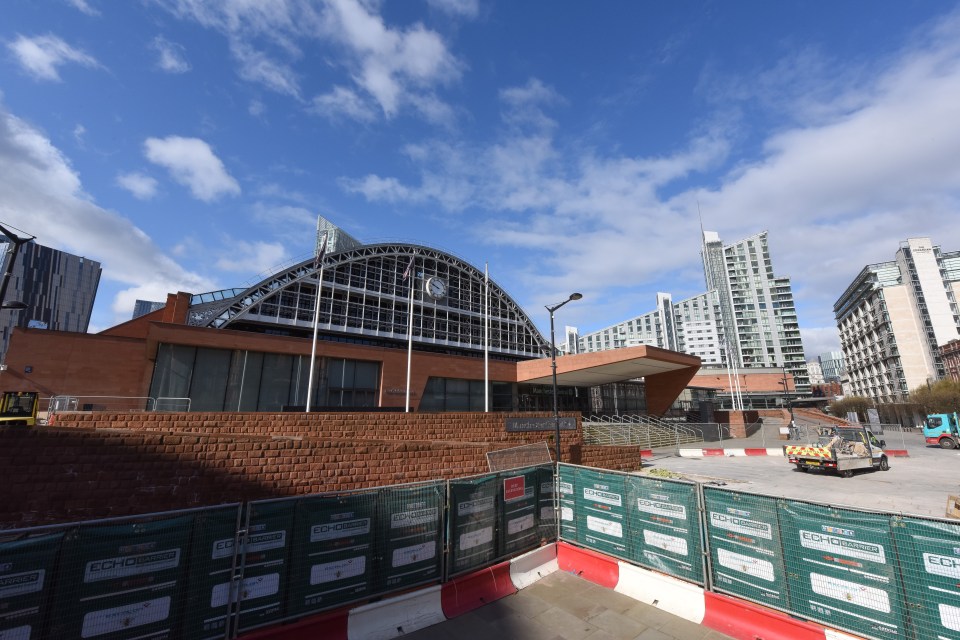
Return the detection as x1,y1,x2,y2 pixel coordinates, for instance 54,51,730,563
515,345,701,415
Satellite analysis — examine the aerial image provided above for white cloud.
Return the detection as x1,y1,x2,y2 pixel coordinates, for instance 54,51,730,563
116,172,159,200
7,34,100,81
143,135,241,202
215,239,289,274
229,39,300,98
157,0,461,122
73,124,86,144
311,86,377,122
426,0,480,18
65,0,99,16
151,36,191,73
320,3,462,117
249,99,266,117
0,99,214,325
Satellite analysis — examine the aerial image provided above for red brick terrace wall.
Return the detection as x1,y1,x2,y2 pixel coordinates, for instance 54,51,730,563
2,412,645,527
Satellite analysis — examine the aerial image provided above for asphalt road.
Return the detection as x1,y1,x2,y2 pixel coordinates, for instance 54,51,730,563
643,442,960,519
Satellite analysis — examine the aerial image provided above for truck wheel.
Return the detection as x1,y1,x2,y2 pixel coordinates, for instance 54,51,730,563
842,470,854,478
879,457,889,471
794,465,807,472
941,438,957,450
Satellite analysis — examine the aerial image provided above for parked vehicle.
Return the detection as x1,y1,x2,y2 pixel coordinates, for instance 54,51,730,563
784,426,889,478
0,391,39,427
923,412,960,449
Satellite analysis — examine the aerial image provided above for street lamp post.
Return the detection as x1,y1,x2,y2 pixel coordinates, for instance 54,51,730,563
547,292,582,464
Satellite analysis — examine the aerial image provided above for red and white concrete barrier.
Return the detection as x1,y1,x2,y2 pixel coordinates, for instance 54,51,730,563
679,447,784,457
239,544,558,640
556,542,861,640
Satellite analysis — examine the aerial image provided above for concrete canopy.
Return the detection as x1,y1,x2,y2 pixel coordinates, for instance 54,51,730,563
515,345,701,416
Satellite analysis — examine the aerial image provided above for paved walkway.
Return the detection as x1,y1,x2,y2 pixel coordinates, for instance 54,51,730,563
403,571,734,640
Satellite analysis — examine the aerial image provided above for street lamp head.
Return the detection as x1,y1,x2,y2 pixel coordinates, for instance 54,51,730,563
569,292,583,301
1,301,26,311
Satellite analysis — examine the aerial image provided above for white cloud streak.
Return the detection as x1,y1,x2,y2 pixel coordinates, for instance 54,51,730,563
7,34,101,81
151,35,191,73
144,136,241,202
116,172,159,200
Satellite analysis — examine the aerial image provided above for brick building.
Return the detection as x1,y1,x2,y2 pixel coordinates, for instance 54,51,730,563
3,233,699,416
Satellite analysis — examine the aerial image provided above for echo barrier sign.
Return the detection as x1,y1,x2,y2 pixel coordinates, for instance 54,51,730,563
625,475,703,584
448,475,498,575
892,516,960,640
49,514,193,640
780,502,905,639
573,468,627,557
378,483,444,591
0,531,63,640
287,492,377,616
703,489,787,607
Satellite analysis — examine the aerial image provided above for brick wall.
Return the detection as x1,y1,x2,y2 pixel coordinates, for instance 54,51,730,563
3,411,645,527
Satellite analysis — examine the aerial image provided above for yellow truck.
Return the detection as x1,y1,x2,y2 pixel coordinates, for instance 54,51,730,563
784,426,890,478
0,391,39,427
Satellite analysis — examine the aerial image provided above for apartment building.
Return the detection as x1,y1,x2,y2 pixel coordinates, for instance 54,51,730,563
834,237,960,401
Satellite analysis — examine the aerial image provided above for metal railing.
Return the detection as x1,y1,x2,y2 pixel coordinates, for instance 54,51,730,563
47,395,192,414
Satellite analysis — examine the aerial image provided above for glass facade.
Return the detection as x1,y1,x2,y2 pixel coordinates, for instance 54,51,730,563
149,344,381,411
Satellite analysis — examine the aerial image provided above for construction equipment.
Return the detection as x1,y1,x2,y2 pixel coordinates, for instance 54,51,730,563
784,425,889,478
0,391,39,426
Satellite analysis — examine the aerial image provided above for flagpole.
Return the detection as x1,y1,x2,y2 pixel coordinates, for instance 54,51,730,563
306,228,329,413
405,256,416,412
484,262,489,412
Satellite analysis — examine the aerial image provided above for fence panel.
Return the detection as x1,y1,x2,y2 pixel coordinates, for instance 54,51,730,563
377,481,445,592
286,491,379,617
234,499,297,634
448,474,499,576
624,474,704,585
892,515,960,640
702,487,789,609
779,501,906,639
47,513,195,640
558,464,578,542
571,466,629,558
0,530,64,640
181,504,244,639
498,466,548,557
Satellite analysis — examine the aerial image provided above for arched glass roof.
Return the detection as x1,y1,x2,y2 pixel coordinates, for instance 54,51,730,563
186,243,550,359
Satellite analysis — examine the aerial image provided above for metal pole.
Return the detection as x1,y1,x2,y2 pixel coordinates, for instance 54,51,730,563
550,308,560,464
547,293,582,464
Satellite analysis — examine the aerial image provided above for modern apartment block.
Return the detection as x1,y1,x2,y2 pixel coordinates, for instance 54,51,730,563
132,300,165,319
578,291,726,366
818,351,846,382
834,237,960,402
703,230,809,393
0,239,101,362
578,230,810,394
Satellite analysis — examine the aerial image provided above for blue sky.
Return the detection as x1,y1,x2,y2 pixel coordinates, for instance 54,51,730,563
3,1,960,360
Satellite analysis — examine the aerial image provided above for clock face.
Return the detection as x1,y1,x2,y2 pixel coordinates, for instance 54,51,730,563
425,276,447,300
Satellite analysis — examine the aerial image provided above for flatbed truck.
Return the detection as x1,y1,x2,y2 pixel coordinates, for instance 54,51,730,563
784,426,889,478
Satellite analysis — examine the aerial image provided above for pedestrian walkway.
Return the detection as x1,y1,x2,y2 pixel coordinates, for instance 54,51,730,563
403,570,734,640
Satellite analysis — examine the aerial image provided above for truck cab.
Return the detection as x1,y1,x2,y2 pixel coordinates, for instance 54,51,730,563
923,413,960,449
